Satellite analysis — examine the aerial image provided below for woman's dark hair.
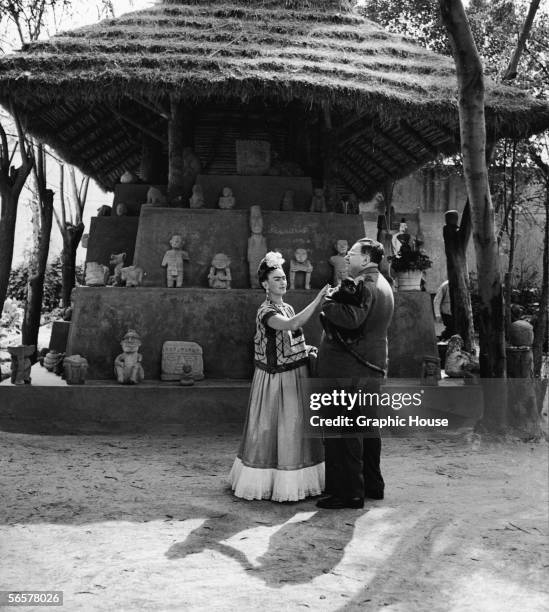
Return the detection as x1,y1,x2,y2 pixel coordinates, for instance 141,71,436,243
257,252,285,284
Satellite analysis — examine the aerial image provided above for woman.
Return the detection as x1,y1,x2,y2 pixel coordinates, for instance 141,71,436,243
230,252,330,502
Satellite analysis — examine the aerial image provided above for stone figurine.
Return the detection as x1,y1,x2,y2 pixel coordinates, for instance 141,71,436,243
247,205,268,289
96,205,112,217
218,187,236,210
445,335,480,379
146,186,167,206
421,356,441,386
114,329,144,384
208,253,232,289
280,190,295,211
328,240,349,285
115,202,128,216
8,345,34,385
120,265,144,287
161,234,189,288
85,262,110,286
310,188,327,213
109,252,126,286
290,248,313,290
189,184,205,208
180,363,195,386
340,193,359,214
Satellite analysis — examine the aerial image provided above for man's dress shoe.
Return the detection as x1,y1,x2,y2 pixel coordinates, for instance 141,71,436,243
316,496,364,509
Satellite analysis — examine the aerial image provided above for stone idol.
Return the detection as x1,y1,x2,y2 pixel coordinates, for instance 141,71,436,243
280,189,294,211
161,234,189,288
109,252,126,286
161,341,204,381
189,184,205,209
8,345,34,385
85,262,109,286
146,186,167,207
310,188,327,213
218,187,236,210
290,248,313,290
247,205,268,289
114,329,144,384
208,253,232,289
329,240,349,285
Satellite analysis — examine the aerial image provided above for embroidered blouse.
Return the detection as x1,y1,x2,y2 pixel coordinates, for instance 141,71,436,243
254,300,309,373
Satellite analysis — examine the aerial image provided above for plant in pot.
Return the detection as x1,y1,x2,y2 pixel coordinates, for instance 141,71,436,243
389,243,432,290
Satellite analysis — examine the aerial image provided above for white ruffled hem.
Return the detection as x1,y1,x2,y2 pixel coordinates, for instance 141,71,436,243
229,457,325,502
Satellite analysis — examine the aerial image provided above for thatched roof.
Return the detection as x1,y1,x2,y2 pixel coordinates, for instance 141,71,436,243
1,0,548,193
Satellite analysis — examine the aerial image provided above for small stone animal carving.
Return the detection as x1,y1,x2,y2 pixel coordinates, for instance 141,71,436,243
120,265,144,287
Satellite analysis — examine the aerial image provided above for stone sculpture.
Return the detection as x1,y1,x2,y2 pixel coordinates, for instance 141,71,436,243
445,335,480,379
218,187,236,210
180,363,195,386
120,265,144,287
96,205,112,217
290,248,313,290
115,203,128,216
8,345,34,385
63,354,88,385
146,186,167,206
161,234,189,288
189,184,205,208
247,205,268,289
85,262,109,286
109,252,126,286
114,329,144,384
310,188,327,213
162,341,204,381
120,171,139,184
328,240,349,285
340,193,359,214
208,253,232,289
421,356,441,386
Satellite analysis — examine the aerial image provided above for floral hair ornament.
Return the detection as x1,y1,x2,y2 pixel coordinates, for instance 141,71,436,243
264,251,285,269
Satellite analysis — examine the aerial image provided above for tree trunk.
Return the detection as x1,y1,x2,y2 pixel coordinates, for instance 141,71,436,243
0,191,18,311
21,188,54,359
443,201,475,352
440,0,507,433
61,223,84,307
533,179,548,378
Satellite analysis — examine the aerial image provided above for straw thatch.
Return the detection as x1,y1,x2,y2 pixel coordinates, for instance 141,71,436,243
0,0,548,193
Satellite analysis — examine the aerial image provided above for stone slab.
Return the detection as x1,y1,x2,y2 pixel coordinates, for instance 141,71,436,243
195,174,313,210
161,341,204,381
49,321,71,353
133,208,365,288
388,291,438,378
86,216,140,267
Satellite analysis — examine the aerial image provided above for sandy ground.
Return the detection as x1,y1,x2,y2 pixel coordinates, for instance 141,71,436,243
0,427,547,612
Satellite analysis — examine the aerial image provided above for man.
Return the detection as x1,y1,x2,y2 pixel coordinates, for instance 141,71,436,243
316,238,394,509
433,280,453,340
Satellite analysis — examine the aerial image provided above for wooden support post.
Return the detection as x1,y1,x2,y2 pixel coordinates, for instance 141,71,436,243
168,96,195,204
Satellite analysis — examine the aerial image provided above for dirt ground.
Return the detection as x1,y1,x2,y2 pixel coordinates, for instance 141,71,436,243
0,426,547,612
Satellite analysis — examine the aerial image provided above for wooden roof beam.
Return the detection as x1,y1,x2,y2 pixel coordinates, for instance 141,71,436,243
352,134,403,172
111,108,167,145
375,126,422,164
335,163,367,195
127,95,170,120
340,150,386,184
398,120,439,157
346,145,394,177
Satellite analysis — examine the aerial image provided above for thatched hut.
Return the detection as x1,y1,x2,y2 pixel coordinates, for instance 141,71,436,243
1,0,548,197
1,0,548,382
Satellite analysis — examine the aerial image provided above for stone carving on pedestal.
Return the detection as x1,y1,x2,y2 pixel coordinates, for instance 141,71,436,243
146,186,167,207
8,345,34,385
218,187,236,210
161,234,189,288
247,205,268,289
421,356,441,386
208,253,232,289
161,341,204,381
114,330,144,384
120,171,139,184
189,184,205,208
445,335,480,380
290,248,313,290
328,240,349,285
109,252,126,286
63,354,88,385
96,205,111,217
115,203,128,216
120,265,144,287
85,262,109,286
310,188,327,213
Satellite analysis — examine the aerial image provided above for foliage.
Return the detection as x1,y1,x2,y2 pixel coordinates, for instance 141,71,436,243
0,297,23,331
7,254,83,313
389,244,433,272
